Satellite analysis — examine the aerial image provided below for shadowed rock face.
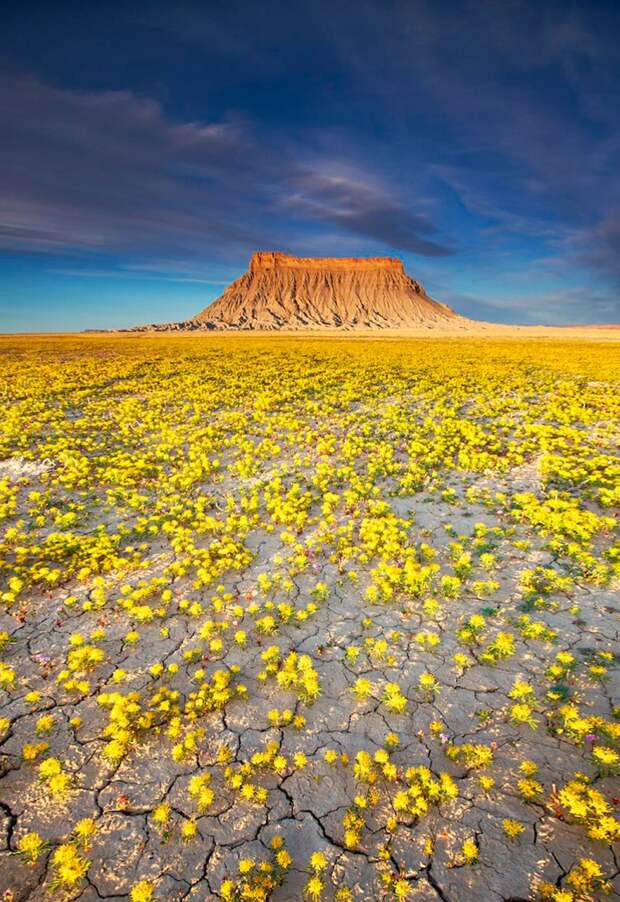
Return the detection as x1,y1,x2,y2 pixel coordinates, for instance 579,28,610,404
193,252,463,329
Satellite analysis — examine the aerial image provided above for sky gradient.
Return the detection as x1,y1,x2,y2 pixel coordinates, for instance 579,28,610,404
2,0,620,330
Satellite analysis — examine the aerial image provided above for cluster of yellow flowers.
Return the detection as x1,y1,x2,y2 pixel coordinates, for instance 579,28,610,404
50,841,90,889
259,646,321,704
0,334,618,898
304,851,329,900
38,756,73,800
539,857,612,900
445,743,495,770
554,775,620,844
220,836,292,900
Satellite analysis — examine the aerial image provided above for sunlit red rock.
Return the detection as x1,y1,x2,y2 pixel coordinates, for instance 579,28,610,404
193,252,465,329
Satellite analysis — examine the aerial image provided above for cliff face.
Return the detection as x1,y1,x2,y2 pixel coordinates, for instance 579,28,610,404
248,252,405,272
193,252,462,329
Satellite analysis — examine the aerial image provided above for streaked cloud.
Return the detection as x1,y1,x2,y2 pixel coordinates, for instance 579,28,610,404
0,75,450,267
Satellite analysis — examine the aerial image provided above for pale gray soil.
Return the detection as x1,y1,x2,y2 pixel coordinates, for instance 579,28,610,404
1,455,618,901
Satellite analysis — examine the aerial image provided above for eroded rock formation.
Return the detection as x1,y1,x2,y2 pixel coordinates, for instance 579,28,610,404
192,252,463,329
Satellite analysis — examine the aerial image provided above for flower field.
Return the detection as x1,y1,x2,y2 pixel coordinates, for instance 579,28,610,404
0,333,618,901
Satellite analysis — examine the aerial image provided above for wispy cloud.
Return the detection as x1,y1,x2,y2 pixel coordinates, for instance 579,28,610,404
284,169,452,256
0,75,450,267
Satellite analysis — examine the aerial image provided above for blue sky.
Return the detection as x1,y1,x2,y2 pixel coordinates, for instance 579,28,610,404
1,0,619,330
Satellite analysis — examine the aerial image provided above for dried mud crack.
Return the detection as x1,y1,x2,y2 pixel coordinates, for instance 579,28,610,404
0,334,618,901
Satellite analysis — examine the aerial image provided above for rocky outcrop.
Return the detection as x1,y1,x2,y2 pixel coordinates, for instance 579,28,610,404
192,252,465,329
248,251,406,272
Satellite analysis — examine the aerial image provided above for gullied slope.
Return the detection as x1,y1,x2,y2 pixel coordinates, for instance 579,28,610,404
194,252,464,329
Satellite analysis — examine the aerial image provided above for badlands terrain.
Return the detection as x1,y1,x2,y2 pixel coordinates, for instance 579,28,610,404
0,333,619,902
132,253,464,332
126,253,620,339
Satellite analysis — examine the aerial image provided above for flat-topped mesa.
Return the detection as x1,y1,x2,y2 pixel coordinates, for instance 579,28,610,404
249,251,405,273
191,250,468,330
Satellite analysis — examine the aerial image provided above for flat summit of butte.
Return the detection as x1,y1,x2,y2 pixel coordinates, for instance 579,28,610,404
137,252,471,331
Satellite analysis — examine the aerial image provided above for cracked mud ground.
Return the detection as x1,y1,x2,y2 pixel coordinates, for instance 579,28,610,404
0,335,618,902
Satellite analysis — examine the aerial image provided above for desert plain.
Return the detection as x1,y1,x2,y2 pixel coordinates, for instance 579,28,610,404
0,332,618,902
